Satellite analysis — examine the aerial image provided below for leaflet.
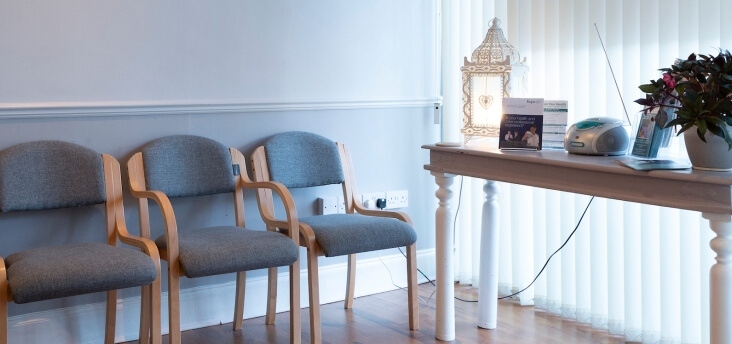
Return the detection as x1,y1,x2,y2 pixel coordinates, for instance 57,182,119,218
500,98,544,150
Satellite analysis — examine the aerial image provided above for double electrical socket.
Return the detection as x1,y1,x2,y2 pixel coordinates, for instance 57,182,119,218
386,190,409,209
318,190,409,214
318,196,345,215
361,190,409,210
361,192,385,210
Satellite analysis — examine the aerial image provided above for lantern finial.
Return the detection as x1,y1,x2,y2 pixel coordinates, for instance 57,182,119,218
470,17,521,66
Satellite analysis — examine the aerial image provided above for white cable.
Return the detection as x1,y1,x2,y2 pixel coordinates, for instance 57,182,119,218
377,251,428,303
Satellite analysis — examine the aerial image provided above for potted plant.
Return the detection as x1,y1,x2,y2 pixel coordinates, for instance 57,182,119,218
635,50,732,171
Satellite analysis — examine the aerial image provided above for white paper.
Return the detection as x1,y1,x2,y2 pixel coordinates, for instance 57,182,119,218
542,100,569,149
502,98,544,117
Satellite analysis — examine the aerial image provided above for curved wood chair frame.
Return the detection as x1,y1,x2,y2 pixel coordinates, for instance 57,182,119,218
251,141,418,344
127,147,301,344
0,154,162,344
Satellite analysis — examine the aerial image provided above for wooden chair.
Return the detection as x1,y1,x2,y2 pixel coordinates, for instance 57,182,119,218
0,141,162,344
251,131,419,344
127,135,301,344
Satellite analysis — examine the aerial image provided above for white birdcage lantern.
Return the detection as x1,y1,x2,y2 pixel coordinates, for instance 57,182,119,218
461,18,528,142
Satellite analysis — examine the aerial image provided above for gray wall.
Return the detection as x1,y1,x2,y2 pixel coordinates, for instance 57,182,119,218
0,1,439,316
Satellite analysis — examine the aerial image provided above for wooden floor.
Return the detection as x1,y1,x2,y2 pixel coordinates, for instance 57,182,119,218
125,283,627,344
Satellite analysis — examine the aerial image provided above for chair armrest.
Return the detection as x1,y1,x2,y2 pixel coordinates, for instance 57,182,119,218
126,182,181,260
115,216,161,264
0,257,7,303
240,179,300,245
353,202,413,225
127,188,178,229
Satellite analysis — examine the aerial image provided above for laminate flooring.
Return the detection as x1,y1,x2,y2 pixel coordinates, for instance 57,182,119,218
124,283,629,343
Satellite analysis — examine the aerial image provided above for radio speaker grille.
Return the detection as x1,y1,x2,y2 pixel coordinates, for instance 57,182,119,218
595,126,629,153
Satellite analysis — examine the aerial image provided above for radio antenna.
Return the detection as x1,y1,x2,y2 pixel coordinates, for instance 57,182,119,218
594,23,631,125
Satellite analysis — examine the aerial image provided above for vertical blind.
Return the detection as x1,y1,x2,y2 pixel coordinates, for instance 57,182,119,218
441,1,729,342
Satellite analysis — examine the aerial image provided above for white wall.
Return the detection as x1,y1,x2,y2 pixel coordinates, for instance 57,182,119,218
0,0,436,103
0,0,440,334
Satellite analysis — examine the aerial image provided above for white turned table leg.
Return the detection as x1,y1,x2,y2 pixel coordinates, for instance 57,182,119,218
432,171,456,341
703,213,732,344
478,180,500,329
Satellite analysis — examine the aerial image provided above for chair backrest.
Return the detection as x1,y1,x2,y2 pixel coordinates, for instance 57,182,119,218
263,131,344,188
0,141,106,212
140,135,235,198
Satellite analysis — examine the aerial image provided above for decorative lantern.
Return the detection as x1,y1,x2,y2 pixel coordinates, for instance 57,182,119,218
461,18,528,142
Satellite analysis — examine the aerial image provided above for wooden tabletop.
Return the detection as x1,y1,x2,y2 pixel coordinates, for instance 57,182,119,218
423,143,732,215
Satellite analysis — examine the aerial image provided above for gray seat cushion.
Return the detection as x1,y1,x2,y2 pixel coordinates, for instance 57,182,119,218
141,135,235,198
298,214,417,257
154,226,299,278
263,131,345,188
0,141,105,212
5,243,157,304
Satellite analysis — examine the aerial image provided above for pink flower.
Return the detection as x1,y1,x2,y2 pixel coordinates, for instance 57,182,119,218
662,73,676,89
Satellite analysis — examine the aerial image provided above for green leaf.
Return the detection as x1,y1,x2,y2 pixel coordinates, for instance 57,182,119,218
639,84,657,93
677,122,695,136
675,110,695,119
695,96,704,113
634,98,656,107
707,116,726,126
666,117,690,128
707,122,726,139
715,54,726,68
656,108,669,128
717,102,732,113
697,120,708,142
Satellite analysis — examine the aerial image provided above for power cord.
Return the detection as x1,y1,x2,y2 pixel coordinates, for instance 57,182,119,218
387,175,594,304
497,196,594,300
387,176,468,303
377,251,430,303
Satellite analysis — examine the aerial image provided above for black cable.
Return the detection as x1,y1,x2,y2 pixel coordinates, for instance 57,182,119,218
399,247,437,287
497,196,594,300
403,176,464,289
398,176,473,302
398,247,476,303
399,180,594,304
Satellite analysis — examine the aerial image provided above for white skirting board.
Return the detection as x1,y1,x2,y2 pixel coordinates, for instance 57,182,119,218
7,249,436,343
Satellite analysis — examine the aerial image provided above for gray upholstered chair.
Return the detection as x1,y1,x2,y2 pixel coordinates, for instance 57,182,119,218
0,141,162,344
126,135,301,344
251,131,418,344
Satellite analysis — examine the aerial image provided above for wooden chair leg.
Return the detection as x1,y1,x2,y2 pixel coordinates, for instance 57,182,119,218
233,271,246,331
289,259,301,344
344,253,356,309
168,263,182,344
306,249,322,344
138,285,151,344
265,267,278,325
150,277,162,344
406,244,419,330
0,259,7,344
104,290,117,344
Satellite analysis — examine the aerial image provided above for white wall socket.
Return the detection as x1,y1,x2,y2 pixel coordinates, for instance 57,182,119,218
319,196,346,214
386,190,408,209
322,190,407,213
318,197,338,215
337,196,345,213
361,192,386,210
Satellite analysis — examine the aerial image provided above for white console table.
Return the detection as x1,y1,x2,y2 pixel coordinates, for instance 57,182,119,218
423,143,732,343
